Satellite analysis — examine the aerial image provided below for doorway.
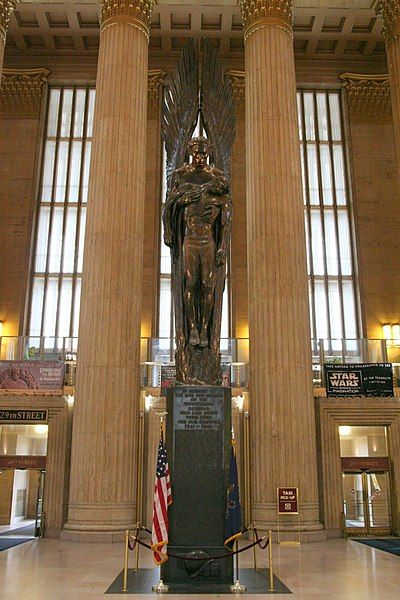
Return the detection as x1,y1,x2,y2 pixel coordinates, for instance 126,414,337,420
342,470,391,536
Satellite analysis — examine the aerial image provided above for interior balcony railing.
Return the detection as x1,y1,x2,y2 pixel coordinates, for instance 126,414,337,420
1,336,399,391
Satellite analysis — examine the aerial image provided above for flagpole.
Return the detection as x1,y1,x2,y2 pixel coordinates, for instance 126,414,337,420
152,411,170,594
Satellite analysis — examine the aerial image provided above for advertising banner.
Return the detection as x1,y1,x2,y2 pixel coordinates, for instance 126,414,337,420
324,363,393,397
277,487,298,514
0,361,65,391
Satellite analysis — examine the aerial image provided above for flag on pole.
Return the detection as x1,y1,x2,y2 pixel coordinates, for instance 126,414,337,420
224,437,242,548
151,425,172,565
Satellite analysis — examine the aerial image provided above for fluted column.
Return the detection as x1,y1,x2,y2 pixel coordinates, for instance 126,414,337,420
0,0,16,76
377,1,400,180
63,0,153,540
240,0,322,535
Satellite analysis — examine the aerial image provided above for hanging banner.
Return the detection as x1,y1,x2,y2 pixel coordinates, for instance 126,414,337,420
0,361,65,391
277,487,298,514
324,363,393,397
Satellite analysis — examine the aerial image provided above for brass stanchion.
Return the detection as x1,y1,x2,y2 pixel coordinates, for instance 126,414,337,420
122,529,130,593
268,530,275,592
229,539,247,593
252,522,258,570
134,522,140,571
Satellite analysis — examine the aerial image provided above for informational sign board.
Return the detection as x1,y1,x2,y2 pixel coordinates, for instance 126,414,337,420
324,363,393,397
341,457,389,472
277,487,298,514
0,409,47,423
0,361,65,391
0,455,46,470
161,365,176,389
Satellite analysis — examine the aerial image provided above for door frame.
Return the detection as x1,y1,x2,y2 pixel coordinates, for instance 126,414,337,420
343,469,392,536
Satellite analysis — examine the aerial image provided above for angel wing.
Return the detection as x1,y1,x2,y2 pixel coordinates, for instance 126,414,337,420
161,39,199,193
201,39,236,179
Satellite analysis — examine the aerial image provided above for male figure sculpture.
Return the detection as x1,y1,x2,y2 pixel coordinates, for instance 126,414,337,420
163,137,232,384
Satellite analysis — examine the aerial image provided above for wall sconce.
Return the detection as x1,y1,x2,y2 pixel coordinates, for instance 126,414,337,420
232,395,244,412
382,323,400,346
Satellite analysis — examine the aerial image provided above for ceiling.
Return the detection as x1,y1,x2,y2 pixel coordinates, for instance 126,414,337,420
4,1,385,63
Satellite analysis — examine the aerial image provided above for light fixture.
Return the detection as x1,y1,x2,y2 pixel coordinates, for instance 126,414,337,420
34,424,48,435
145,393,153,412
382,323,400,346
233,395,244,411
339,425,351,436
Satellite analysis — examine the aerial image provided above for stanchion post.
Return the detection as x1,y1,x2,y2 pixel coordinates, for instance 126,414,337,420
229,539,247,593
268,530,274,592
252,522,258,571
134,522,140,571
122,529,130,593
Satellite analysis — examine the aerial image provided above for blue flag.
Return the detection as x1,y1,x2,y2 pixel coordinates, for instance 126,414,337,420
224,438,242,548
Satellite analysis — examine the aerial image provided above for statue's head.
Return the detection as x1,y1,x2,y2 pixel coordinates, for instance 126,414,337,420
188,136,211,169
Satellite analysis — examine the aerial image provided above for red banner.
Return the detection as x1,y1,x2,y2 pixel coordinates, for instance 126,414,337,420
0,455,46,470
277,487,298,514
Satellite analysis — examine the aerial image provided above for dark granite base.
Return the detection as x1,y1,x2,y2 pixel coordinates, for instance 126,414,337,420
105,568,292,594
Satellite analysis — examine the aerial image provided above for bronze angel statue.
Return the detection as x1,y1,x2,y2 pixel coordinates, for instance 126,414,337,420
162,40,236,385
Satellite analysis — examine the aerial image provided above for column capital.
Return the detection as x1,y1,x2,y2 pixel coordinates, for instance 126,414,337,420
340,73,391,120
0,68,49,116
147,68,166,111
100,0,153,39
376,0,400,46
0,0,17,45
226,70,245,114
240,0,293,41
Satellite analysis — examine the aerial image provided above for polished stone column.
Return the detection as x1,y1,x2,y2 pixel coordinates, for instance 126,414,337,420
0,0,16,76
377,1,400,179
240,0,322,537
63,0,153,540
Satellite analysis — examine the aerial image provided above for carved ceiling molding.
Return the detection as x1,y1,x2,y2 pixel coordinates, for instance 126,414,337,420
340,73,391,120
227,70,245,114
240,0,293,41
376,0,400,46
0,68,49,117
100,0,153,39
0,0,16,46
147,68,166,111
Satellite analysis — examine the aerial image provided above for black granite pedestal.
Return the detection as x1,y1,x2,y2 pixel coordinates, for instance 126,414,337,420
161,385,233,590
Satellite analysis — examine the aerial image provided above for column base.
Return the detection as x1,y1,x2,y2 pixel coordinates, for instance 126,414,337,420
61,502,136,542
60,529,127,543
252,501,326,542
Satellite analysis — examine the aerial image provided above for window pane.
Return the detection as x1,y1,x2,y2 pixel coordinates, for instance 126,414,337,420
297,92,303,141
63,207,77,272
221,280,229,340
337,211,352,275
74,89,86,138
159,278,171,339
82,142,91,203
72,278,81,337
43,278,59,336
314,281,328,339
307,144,319,205
54,141,69,203
47,89,60,137
328,280,342,339
316,93,328,141
58,277,73,336
300,149,307,204
60,89,73,137
310,210,324,275
68,141,82,202
308,280,314,338
304,215,311,275
333,145,347,205
77,207,86,273
304,93,315,141
324,211,338,275
86,90,96,138
48,207,64,272
41,141,56,202
320,145,333,205
329,93,342,141
35,207,50,272
29,277,45,336
160,220,171,275
343,281,357,339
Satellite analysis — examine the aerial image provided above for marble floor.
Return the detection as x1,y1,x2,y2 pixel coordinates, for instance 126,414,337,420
0,536,399,599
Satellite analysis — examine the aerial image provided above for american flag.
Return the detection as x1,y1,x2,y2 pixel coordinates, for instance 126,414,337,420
151,431,172,565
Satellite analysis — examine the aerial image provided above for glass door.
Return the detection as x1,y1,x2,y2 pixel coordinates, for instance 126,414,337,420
34,470,45,537
343,471,391,535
